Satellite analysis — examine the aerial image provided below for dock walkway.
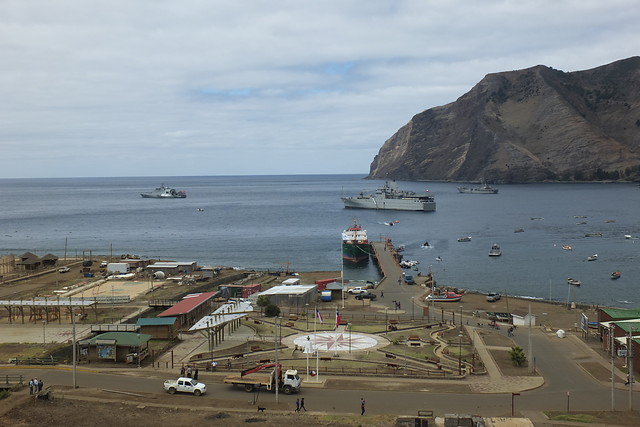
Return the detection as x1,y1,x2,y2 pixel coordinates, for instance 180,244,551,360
370,240,403,289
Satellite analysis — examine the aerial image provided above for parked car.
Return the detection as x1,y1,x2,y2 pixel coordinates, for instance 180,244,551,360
404,275,415,285
347,287,368,295
355,291,377,301
486,292,501,302
58,267,70,273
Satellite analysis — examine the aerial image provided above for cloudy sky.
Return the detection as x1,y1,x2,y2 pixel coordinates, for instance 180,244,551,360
1,1,638,178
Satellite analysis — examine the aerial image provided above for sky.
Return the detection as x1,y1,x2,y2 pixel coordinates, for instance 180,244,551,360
1,1,639,178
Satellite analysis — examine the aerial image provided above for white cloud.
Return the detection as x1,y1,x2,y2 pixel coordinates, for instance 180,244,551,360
0,0,639,177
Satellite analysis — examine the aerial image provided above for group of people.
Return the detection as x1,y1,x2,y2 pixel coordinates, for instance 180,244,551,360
293,397,366,415
28,377,44,395
180,365,199,380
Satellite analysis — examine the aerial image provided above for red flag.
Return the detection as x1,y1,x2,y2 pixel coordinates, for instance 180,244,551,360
315,307,324,324
335,309,341,330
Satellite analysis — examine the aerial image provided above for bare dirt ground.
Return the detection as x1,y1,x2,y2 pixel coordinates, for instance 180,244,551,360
0,386,391,427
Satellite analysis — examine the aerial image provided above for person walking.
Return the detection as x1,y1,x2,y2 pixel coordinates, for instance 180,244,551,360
180,366,185,377
380,291,384,298
28,378,34,395
294,398,300,412
186,366,192,378
360,397,365,415
193,369,199,380
300,397,307,412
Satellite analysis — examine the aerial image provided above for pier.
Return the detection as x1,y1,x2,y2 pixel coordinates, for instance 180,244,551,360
370,239,403,288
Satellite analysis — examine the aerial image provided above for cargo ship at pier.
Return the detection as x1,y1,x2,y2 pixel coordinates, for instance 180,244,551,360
342,220,371,263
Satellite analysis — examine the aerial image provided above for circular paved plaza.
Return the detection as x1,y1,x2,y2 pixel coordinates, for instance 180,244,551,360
288,330,388,352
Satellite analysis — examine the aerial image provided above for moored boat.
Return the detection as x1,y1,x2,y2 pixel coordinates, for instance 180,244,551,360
457,181,498,194
425,291,463,302
341,181,436,212
567,278,581,286
341,219,370,263
488,243,501,256
587,254,598,261
457,236,472,242
562,245,572,251
140,184,187,199
611,271,621,280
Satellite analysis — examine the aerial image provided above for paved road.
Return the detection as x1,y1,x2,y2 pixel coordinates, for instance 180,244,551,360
3,359,638,416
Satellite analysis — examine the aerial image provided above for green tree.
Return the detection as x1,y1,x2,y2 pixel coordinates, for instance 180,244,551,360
509,345,527,367
264,304,281,318
256,295,270,316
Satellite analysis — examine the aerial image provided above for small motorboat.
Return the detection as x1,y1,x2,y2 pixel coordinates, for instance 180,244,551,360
421,241,431,248
567,278,581,286
488,243,501,256
514,228,524,233
611,271,621,280
562,245,572,251
426,291,464,302
587,254,598,261
457,236,472,242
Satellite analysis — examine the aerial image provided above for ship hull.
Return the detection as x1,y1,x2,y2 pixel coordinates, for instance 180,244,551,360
342,243,370,263
342,197,435,212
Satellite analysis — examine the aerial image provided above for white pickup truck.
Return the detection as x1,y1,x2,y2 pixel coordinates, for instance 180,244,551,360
347,286,368,295
163,377,206,396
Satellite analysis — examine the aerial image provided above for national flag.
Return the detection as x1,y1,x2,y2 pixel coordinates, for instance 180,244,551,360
335,309,341,330
315,307,324,324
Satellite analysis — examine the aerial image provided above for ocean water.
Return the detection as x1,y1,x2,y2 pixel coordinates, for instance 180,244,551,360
0,175,638,308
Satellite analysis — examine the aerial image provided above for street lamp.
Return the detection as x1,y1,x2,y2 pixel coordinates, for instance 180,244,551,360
459,305,463,330
42,320,47,345
458,332,463,375
411,297,415,321
385,308,388,337
306,303,309,331
348,323,352,353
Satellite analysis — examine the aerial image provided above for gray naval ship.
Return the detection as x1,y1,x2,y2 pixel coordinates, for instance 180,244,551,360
342,181,435,212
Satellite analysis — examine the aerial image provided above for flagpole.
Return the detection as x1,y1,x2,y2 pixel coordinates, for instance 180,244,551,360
314,306,319,383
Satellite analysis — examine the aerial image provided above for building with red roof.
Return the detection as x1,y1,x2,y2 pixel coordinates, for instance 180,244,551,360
158,291,218,329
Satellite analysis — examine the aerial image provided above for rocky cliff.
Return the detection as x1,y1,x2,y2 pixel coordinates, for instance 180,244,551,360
368,57,640,183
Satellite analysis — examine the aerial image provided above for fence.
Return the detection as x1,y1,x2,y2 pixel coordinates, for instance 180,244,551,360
12,357,57,366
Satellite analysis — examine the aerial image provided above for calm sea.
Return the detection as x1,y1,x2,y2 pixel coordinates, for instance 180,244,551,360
0,175,638,308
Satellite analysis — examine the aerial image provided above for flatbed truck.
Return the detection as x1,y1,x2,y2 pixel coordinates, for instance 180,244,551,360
223,362,302,394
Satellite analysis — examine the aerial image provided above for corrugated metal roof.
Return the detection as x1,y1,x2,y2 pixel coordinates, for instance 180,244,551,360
158,291,217,317
86,332,151,346
601,308,640,319
258,284,316,296
136,317,177,326
189,300,253,332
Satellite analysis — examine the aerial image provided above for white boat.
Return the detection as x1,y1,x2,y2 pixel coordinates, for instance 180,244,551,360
587,254,598,261
567,278,581,286
341,181,436,212
457,236,472,242
488,243,501,256
562,245,572,251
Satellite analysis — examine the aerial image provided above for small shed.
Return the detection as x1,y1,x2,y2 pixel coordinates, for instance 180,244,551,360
81,332,151,364
136,317,179,339
511,310,536,327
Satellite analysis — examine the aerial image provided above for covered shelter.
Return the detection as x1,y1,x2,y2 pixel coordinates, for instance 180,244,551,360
511,310,536,327
157,291,217,329
80,331,151,364
16,252,41,271
0,297,98,324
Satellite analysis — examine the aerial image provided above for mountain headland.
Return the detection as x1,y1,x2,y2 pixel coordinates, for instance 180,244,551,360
369,57,640,183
